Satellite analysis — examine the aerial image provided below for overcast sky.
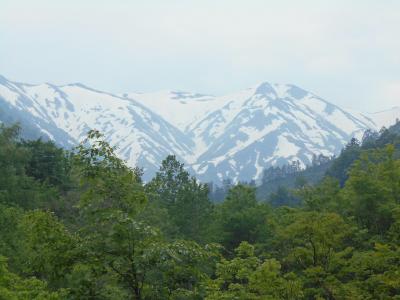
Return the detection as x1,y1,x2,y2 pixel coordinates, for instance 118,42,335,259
1,0,399,112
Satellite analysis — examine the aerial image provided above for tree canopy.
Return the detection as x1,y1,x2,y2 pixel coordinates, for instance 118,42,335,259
0,123,400,299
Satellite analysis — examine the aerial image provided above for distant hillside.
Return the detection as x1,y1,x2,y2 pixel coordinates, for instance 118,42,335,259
256,159,333,200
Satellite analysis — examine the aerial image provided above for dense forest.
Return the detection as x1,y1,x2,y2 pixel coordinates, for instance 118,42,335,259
1,122,400,299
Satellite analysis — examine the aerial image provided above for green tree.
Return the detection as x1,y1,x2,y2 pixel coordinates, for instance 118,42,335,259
297,176,342,212
0,124,59,209
146,155,213,243
74,129,147,218
268,185,299,207
326,137,361,185
275,211,358,299
73,131,214,299
15,210,79,290
214,185,271,252
344,145,400,235
20,139,71,190
346,243,400,298
0,203,23,262
206,242,302,300
0,255,65,300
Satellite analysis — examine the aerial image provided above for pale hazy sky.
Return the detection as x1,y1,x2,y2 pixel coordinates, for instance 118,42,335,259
1,0,400,112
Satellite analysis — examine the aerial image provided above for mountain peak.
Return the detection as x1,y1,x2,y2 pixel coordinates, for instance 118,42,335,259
251,82,310,100
253,82,275,96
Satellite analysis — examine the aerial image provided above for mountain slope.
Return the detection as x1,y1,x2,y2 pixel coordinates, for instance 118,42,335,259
0,76,194,180
177,83,378,182
130,83,384,182
1,75,398,183
369,107,400,129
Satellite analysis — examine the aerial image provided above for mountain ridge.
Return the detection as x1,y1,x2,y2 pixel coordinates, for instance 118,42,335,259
0,75,398,183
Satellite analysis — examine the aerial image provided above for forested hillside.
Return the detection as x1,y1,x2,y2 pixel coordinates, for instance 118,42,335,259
1,122,400,299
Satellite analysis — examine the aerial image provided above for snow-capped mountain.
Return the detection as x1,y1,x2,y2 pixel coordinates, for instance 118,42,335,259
130,83,394,183
0,75,398,183
0,75,194,178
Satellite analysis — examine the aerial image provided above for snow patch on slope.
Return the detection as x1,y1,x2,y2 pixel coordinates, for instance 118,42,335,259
1,75,399,183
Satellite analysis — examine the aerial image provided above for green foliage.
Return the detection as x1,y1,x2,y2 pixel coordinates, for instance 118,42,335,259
346,243,400,298
297,176,343,212
268,185,299,207
146,155,213,243
0,256,65,299
15,210,79,289
257,157,333,201
0,124,59,209
20,139,71,189
1,123,400,299
0,203,23,260
276,212,355,271
344,145,400,235
206,242,303,299
326,137,362,185
72,132,214,299
75,129,147,218
213,185,271,252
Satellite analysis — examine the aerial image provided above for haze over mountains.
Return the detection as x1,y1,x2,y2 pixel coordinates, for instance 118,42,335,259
0,74,399,183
